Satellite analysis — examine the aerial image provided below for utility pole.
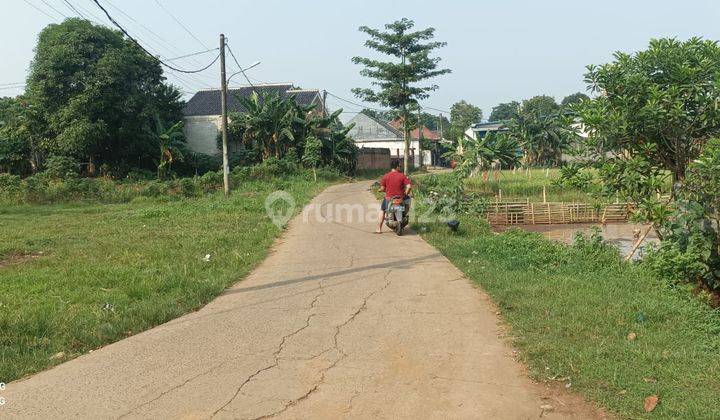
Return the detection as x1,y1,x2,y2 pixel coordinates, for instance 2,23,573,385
219,33,230,196
437,113,444,167
417,107,424,168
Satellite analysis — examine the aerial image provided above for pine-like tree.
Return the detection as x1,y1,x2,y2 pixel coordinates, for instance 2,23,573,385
352,18,450,173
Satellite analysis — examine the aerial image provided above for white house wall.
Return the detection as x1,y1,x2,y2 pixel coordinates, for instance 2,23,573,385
184,115,222,155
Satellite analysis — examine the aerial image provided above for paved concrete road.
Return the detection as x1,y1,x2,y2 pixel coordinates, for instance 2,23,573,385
5,181,603,419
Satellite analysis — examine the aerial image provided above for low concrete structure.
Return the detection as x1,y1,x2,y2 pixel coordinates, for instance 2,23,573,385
346,112,420,168
357,147,391,170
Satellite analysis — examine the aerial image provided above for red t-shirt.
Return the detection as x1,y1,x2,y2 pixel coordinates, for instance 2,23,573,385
381,171,411,199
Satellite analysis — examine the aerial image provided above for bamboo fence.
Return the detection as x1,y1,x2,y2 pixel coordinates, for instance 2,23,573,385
485,201,631,226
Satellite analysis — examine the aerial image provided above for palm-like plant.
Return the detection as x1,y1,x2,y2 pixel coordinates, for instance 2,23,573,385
238,92,311,159
156,118,185,179
507,112,573,167
443,132,520,182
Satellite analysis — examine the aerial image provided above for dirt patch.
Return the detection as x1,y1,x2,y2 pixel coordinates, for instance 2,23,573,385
0,251,45,268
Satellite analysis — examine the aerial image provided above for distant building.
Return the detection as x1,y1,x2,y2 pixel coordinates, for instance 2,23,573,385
346,112,421,168
464,121,508,140
182,83,325,155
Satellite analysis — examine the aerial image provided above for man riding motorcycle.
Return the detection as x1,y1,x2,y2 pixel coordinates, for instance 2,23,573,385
376,159,412,234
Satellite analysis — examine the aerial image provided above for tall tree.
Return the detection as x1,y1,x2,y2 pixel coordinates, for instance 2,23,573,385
360,108,397,122
521,95,559,118
25,19,183,174
488,101,520,122
352,18,451,173
577,37,720,185
561,92,590,108
447,100,482,142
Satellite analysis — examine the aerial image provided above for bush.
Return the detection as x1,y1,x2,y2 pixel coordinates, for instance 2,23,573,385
0,173,22,200
644,200,720,291
43,156,79,180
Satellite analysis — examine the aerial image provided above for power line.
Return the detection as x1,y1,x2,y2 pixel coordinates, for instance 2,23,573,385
325,91,389,112
421,104,451,114
102,0,208,70
23,0,60,21
94,0,214,90
61,0,86,19
225,42,256,91
326,90,450,115
91,0,220,74
69,0,108,24
38,0,68,18
166,48,219,62
153,0,209,50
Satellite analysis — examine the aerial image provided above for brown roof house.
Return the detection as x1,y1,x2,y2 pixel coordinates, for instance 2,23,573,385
182,83,325,155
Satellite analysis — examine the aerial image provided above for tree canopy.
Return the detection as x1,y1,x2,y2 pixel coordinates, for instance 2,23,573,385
352,18,450,172
447,100,482,141
488,101,520,122
561,92,590,107
521,95,559,118
23,18,183,174
576,37,720,184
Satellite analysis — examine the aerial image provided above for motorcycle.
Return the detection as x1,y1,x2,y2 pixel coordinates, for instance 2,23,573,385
385,195,410,236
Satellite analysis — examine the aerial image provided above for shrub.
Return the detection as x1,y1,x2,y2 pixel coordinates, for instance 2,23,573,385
0,173,22,201
43,156,79,180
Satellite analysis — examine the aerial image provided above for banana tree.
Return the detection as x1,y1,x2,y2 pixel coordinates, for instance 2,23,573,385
156,119,185,179
238,92,305,159
443,132,520,182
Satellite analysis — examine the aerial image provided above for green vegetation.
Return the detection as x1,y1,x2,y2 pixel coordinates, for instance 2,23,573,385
0,18,184,177
0,167,339,382
568,37,720,292
414,203,720,418
419,168,597,211
352,17,451,173
464,168,597,203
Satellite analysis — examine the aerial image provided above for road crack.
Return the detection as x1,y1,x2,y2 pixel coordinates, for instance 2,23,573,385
212,279,327,417
258,269,394,419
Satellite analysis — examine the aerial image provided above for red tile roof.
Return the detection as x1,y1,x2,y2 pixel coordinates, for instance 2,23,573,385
389,119,442,141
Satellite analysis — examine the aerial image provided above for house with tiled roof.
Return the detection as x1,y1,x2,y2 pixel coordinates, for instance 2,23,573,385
346,112,421,168
388,119,442,142
182,83,325,155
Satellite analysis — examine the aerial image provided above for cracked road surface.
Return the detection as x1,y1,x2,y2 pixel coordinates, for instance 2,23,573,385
5,181,603,419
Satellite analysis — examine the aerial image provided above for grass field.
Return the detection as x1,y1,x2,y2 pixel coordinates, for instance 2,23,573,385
464,168,598,203
0,175,333,383
415,208,720,418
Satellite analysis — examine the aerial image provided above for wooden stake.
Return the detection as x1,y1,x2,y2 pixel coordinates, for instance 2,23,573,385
542,185,547,203
626,224,653,261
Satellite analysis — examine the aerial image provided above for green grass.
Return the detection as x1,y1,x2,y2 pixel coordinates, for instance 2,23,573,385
417,214,720,418
0,175,333,382
464,168,599,203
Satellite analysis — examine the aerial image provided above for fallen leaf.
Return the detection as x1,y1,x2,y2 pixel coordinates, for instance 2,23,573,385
643,377,657,383
540,404,554,411
644,395,659,412
627,332,637,341
50,351,65,360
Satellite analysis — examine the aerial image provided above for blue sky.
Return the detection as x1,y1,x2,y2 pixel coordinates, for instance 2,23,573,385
3,0,720,121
